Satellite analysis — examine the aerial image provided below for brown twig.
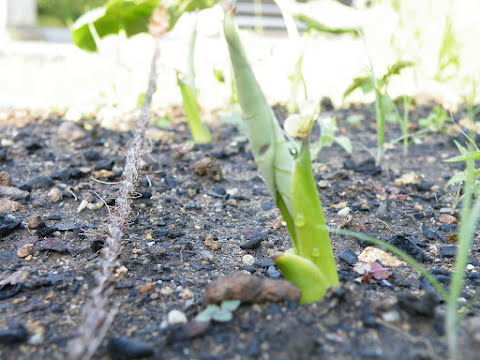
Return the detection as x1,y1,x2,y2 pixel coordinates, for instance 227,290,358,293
68,38,160,360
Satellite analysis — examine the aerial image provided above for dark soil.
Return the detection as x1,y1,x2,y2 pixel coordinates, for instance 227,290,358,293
1,103,480,360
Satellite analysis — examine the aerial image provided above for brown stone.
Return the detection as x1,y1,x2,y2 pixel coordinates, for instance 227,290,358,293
193,157,223,181
0,171,11,186
17,243,34,258
48,187,63,203
439,214,457,224
0,198,23,214
138,283,155,295
203,272,300,305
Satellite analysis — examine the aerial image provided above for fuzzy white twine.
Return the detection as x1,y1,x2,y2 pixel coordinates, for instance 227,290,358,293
68,38,160,360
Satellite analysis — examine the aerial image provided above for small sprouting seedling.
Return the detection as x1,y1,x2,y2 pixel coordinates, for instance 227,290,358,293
418,106,450,133
195,300,241,323
153,114,171,129
224,9,338,303
176,16,212,144
343,59,414,165
310,114,352,159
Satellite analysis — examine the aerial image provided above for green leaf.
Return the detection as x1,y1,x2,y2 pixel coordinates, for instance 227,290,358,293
334,136,352,153
272,251,330,304
224,10,295,217
220,300,241,312
195,305,220,322
177,72,212,143
291,139,338,286
380,60,414,83
294,14,357,35
213,68,225,83
343,75,373,101
71,0,160,52
212,311,233,322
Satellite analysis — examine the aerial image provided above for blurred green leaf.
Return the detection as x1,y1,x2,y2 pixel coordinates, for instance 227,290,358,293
294,14,357,35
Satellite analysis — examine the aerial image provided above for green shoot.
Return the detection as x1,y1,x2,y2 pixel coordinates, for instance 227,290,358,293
176,15,212,143
224,9,338,303
196,300,241,323
310,115,352,159
176,72,212,144
343,56,413,165
418,106,450,133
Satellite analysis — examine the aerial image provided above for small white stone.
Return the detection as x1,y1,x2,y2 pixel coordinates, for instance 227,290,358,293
467,264,475,271
337,207,350,217
77,199,88,213
317,180,330,189
242,254,255,266
382,310,400,323
167,310,187,326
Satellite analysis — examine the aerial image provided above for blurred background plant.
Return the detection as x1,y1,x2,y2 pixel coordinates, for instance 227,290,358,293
37,0,107,27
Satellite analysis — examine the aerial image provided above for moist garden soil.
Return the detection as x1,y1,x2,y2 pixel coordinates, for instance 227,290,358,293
1,102,480,360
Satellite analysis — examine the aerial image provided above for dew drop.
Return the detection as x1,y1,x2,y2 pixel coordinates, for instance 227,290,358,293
295,213,305,227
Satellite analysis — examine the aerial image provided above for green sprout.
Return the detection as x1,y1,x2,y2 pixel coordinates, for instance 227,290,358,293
196,300,241,323
418,106,450,133
224,9,338,303
176,14,212,143
343,59,414,164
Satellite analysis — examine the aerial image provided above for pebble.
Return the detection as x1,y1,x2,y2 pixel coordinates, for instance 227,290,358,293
337,207,350,217
48,188,63,203
338,249,358,266
17,243,34,258
57,121,87,142
317,180,330,188
26,175,55,190
266,265,281,279
193,157,223,181
439,246,456,258
207,186,227,198
107,337,154,359
0,199,23,214
167,310,188,326
242,254,255,266
439,207,453,214
358,246,405,266
0,323,29,345
439,214,457,224
0,171,10,186
240,231,267,250
38,239,68,253
94,159,114,171
467,264,475,271
204,234,221,251
382,310,400,323
179,288,194,299
0,186,29,200
0,215,21,238
203,272,300,304
83,150,103,161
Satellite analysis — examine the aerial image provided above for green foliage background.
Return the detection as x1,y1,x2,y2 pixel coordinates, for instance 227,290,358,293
37,0,108,26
